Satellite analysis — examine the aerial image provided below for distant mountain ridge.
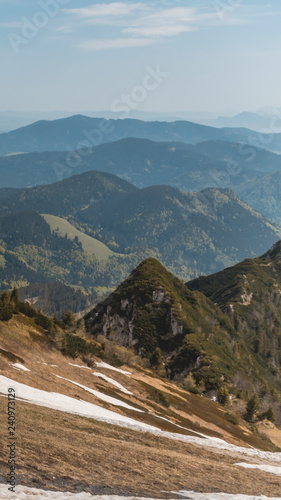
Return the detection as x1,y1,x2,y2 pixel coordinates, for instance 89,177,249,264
1,137,281,222
0,170,136,216
213,112,276,132
1,114,281,156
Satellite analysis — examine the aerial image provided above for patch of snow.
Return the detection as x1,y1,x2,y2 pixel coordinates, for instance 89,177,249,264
0,485,279,500
171,493,281,500
69,363,91,370
11,363,30,372
93,372,133,395
148,414,209,438
56,375,141,411
94,362,131,375
1,375,281,463
235,462,281,477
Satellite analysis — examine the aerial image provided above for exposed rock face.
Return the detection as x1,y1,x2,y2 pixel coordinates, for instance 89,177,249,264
121,299,130,310
152,290,167,303
86,287,182,349
171,312,183,336
240,292,253,306
101,305,136,347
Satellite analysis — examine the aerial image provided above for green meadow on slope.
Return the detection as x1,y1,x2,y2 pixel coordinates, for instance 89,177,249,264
0,210,153,296
42,214,116,260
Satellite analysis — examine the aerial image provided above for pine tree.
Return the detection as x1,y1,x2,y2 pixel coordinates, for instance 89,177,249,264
76,317,85,333
266,406,276,423
150,347,163,368
10,286,19,304
217,386,230,405
61,311,77,330
246,393,261,421
10,286,19,313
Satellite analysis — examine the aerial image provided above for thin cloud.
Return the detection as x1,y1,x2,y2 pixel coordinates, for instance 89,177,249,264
123,25,195,37
65,2,149,22
56,24,73,34
65,1,278,52
66,2,199,50
144,6,196,22
77,37,156,51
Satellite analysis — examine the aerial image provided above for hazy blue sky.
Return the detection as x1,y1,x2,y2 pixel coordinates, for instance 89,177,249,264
1,0,281,114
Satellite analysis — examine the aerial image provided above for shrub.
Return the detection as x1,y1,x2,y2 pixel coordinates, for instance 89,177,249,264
193,363,222,391
62,333,102,359
187,386,200,395
258,406,276,423
225,412,239,425
149,388,170,408
150,347,163,368
217,386,230,406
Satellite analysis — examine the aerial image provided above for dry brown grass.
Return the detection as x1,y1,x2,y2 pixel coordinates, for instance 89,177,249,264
0,316,281,496
257,421,281,448
0,398,281,498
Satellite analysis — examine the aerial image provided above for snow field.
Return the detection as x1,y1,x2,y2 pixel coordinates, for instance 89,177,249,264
172,493,281,499
0,485,280,500
1,375,281,463
56,375,141,411
93,372,133,395
235,463,281,477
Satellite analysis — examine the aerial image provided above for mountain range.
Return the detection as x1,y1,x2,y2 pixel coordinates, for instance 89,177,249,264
0,171,280,294
1,114,281,157
212,111,278,132
1,137,281,224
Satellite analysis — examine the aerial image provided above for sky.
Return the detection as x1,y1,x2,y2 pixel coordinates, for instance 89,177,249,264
1,0,281,115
